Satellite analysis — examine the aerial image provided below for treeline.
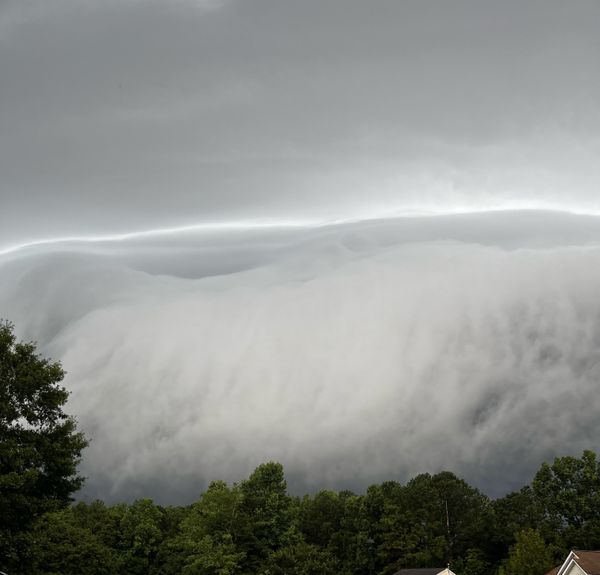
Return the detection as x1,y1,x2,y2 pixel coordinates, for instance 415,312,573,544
9,451,600,575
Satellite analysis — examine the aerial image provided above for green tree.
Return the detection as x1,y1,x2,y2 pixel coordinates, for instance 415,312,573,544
70,500,125,550
326,490,366,575
533,450,600,549
187,480,244,540
119,498,164,574
181,534,244,575
0,320,88,570
456,548,490,575
238,462,292,571
27,509,118,575
375,472,491,573
260,540,340,575
165,481,246,575
500,529,553,575
299,490,345,548
491,487,544,562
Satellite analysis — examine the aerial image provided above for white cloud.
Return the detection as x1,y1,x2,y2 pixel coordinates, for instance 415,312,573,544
2,212,600,501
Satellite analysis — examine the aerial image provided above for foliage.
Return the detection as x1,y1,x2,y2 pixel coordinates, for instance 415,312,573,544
9,450,600,575
490,486,543,554
299,490,344,548
119,498,164,574
457,548,491,575
0,320,88,571
533,450,600,549
259,540,340,575
238,461,293,571
181,533,245,575
27,509,117,575
499,529,554,575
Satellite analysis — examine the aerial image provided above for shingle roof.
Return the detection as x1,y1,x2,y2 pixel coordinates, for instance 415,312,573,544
545,550,600,575
573,551,600,575
392,568,445,575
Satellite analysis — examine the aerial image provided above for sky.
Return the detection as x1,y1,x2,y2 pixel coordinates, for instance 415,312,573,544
1,0,600,502
2,0,600,247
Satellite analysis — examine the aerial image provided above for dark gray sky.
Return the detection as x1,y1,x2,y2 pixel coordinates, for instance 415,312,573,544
2,0,600,249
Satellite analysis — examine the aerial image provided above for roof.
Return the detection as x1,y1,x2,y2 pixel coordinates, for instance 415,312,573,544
393,569,446,575
548,551,600,575
572,551,600,575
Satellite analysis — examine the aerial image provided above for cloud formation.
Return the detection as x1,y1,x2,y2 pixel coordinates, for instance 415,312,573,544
2,1,600,503
2,212,600,502
1,0,600,247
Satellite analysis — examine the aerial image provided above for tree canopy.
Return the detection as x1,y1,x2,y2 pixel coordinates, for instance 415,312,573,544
0,320,88,570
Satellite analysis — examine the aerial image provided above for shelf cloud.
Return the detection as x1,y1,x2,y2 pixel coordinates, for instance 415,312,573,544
2,212,600,502
2,0,600,502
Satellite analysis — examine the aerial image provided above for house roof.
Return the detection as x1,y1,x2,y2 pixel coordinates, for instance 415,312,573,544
547,550,600,575
572,551,600,575
393,568,446,575
394,567,445,575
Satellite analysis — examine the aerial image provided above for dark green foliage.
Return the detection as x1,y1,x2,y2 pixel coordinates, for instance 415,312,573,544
70,500,125,549
499,529,554,575
456,548,491,575
0,320,88,571
533,450,600,550
179,533,245,575
119,498,164,574
370,472,492,574
299,490,344,548
259,540,340,575
238,462,293,571
172,481,246,574
490,487,544,560
28,509,118,575
10,451,600,575
186,480,244,541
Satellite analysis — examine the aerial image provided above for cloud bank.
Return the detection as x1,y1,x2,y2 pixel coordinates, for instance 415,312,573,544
2,211,600,502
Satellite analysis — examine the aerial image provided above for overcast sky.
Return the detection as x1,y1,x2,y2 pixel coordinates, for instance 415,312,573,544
2,0,600,249
2,1,600,502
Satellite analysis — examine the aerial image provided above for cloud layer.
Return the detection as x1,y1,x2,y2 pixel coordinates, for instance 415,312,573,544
3,1,600,504
2,0,600,246
2,212,600,502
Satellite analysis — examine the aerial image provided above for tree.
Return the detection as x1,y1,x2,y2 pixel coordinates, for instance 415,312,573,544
185,480,244,541
259,540,340,575
238,462,292,571
376,472,491,573
28,509,118,575
166,481,247,575
0,320,88,570
181,534,244,575
532,450,600,549
458,548,490,575
119,499,164,574
299,490,345,548
499,529,553,575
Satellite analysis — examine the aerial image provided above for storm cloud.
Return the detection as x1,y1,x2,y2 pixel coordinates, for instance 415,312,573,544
2,0,600,245
2,1,600,502
2,212,600,502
